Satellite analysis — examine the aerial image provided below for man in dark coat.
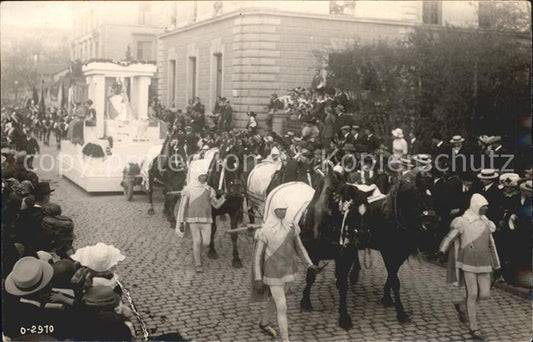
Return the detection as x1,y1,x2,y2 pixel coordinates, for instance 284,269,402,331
430,132,448,161
363,128,380,154
474,169,504,225
219,99,233,132
408,132,422,155
333,105,353,133
15,182,55,256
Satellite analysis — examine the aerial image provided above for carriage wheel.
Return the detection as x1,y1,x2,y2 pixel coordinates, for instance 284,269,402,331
124,179,134,201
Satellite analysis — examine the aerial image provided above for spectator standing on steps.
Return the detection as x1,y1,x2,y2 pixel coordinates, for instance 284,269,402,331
176,173,226,273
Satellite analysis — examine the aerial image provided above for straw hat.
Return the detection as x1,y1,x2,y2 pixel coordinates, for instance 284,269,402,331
450,135,465,144
477,169,499,180
5,257,54,296
70,243,125,273
520,180,532,192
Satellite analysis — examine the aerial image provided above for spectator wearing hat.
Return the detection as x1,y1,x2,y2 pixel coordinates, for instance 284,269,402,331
22,128,39,170
302,118,320,140
391,128,408,157
488,136,513,171
15,182,55,256
449,135,470,175
71,242,126,289
505,180,532,287
351,125,365,152
337,125,355,148
333,104,353,133
75,286,134,341
219,98,233,132
289,136,302,158
408,132,422,155
247,112,258,135
497,173,521,281
474,169,504,225
321,106,336,146
363,128,380,154
430,132,447,160
3,257,75,340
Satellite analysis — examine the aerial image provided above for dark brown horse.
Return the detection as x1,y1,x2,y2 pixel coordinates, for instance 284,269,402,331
299,163,368,330
361,172,439,323
146,137,188,226
206,142,246,268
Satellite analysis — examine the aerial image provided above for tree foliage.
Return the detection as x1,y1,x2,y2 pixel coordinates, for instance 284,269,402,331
326,27,531,151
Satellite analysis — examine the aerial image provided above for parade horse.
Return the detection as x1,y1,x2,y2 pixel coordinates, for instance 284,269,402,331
146,137,187,226
205,142,246,268
360,171,439,323
293,163,368,330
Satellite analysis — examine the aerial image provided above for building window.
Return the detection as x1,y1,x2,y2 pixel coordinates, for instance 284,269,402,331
329,1,356,15
188,57,197,100
214,53,223,98
422,1,442,25
169,59,176,107
139,3,151,25
137,41,153,60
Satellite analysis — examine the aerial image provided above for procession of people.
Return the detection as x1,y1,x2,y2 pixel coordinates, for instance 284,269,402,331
2,81,531,342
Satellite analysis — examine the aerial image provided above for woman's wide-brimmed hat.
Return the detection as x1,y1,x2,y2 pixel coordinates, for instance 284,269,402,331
5,257,54,296
413,154,432,165
450,135,465,143
477,169,499,180
499,173,520,187
71,242,125,273
391,128,404,138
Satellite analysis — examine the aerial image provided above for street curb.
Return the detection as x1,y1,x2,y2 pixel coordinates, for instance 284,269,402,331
426,258,532,301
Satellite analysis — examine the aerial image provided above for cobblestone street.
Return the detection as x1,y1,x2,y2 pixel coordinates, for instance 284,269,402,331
37,145,530,342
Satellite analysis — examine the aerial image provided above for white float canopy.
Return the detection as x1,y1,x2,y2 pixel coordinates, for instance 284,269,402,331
82,61,157,138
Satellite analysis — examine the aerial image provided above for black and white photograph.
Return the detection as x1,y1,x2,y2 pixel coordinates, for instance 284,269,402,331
1,1,531,341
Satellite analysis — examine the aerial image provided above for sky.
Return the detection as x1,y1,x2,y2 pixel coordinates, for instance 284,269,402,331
1,1,76,30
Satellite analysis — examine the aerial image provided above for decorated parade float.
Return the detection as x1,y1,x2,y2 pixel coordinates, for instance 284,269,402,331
57,61,163,192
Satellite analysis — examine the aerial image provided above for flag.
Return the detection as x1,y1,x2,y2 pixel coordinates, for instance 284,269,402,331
61,82,67,110
57,81,63,110
39,79,46,118
32,85,39,105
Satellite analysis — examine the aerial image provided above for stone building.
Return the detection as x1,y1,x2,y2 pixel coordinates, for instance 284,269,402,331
157,1,479,128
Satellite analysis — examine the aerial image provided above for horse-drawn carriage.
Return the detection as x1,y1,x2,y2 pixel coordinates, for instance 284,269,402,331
121,144,162,201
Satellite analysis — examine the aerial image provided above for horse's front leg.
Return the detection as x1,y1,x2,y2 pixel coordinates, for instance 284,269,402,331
336,246,355,330
300,252,319,312
390,263,409,323
349,249,361,284
383,256,409,323
229,207,243,269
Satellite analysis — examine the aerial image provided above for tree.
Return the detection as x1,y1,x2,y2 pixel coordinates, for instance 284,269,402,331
477,1,531,34
325,27,530,154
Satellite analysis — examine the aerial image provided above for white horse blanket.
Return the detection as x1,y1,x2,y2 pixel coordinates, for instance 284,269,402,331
246,161,282,206
140,144,163,189
263,182,315,225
